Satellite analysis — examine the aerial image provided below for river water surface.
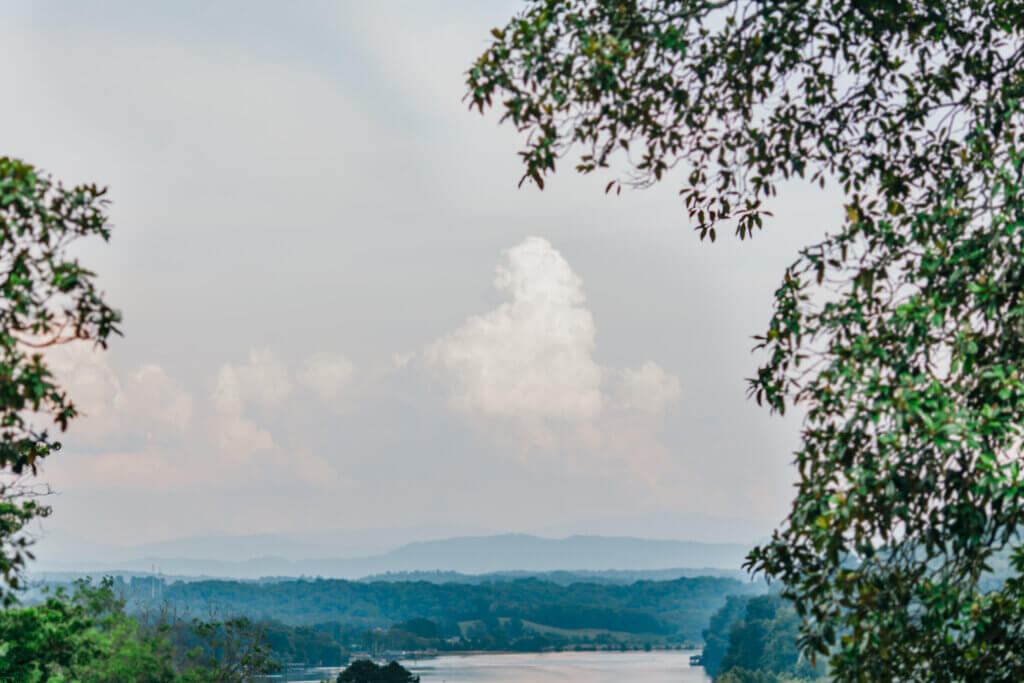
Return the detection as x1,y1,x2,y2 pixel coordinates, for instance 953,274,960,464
274,650,711,682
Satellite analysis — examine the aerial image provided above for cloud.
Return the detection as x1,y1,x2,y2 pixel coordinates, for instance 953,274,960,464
425,237,681,462
426,236,603,423
39,344,352,493
297,352,355,403
611,361,682,415
390,352,415,372
121,364,194,441
213,348,291,415
291,447,348,489
43,344,193,449
215,414,276,463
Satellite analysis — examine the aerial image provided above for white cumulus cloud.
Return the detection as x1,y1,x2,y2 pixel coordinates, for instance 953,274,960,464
425,236,681,461
43,344,193,448
213,348,292,414
611,361,682,415
426,236,603,423
39,344,357,493
297,352,355,402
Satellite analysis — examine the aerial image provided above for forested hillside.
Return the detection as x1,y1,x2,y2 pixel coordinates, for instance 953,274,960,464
123,575,759,642
702,594,824,680
358,568,750,585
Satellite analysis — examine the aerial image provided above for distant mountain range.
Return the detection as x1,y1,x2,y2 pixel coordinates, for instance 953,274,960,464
33,533,754,580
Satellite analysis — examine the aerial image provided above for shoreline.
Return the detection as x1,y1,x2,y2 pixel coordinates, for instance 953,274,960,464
397,647,701,659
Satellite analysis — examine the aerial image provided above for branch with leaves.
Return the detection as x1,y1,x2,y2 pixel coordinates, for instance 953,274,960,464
0,157,121,603
470,1,1024,678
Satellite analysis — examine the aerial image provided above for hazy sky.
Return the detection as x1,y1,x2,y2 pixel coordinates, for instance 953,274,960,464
2,1,842,554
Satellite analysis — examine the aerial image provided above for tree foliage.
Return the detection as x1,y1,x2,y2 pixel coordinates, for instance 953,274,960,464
469,0,1024,679
175,616,279,682
701,594,748,679
134,575,750,641
0,578,175,682
337,660,420,683
0,157,120,602
714,594,822,680
0,482,48,605
0,577,291,682
715,668,786,683
259,619,349,666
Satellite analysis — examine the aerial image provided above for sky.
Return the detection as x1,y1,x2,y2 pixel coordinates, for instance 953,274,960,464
0,1,843,558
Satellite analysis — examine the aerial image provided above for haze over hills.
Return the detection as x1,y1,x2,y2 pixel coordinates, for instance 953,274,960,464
33,533,755,580
359,568,752,585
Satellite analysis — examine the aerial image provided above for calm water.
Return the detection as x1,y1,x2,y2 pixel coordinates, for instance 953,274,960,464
272,650,711,682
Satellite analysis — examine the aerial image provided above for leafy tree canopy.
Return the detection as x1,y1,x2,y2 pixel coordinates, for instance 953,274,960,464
715,668,787,683
469,1,1024,679
337,660,420,683
137,574,749,640
0,577,285,682
0,157,120,602
717,594,822,680
701,594,748,679
177,616,279,682
395,617,440,639
0,578,175,682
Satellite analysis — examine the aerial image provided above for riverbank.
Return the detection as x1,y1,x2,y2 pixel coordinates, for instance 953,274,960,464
266,649,711,683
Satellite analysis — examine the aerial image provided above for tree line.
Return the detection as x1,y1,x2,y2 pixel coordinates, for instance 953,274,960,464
0,579,279,681
112,574,754,642
701,594,825,682
6,574,753,680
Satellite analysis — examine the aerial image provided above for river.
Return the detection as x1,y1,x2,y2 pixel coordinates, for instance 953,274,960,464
270,650,712,682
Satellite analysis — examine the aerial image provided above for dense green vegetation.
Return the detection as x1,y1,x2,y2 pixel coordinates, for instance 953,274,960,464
0,158,121,603
359,567,748,585
0,579,280,681
337,660,419,683
122,575,753,642
312,613,676,653
700,595,749,679
13,572,755,677
261,620,349,666
0,579,175,682
702,594,823,681
715,670,797,683
472,1,1024,678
